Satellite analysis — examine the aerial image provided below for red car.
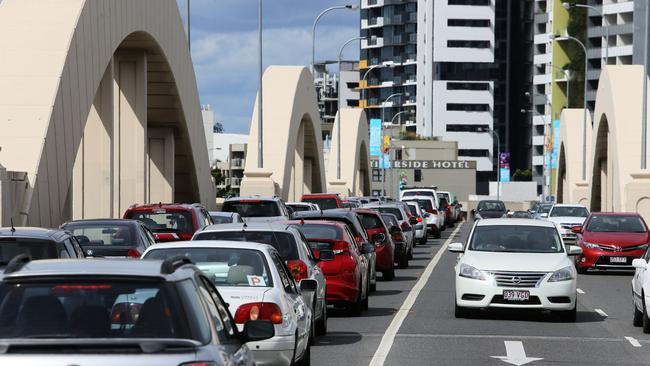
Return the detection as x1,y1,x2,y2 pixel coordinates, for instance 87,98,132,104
575,212,650,273
123,203,212,242
285,220,370,316
354,208,395,280
301,193,343,210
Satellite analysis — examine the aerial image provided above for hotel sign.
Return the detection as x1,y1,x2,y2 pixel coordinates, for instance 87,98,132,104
370,160,476,169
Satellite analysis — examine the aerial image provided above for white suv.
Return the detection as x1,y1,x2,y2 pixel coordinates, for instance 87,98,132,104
401,195,444,239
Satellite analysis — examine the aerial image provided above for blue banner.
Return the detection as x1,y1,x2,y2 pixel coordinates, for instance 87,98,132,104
552,119,560,168
378,154,391,169
369,118,382,156
499,152,510,182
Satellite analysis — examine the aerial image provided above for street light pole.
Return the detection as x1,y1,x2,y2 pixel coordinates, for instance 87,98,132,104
642,0,649,169
257,0,263,168
381,93,403,196
311,5,358,77
389,110,409,198
563,2,609,65
554,34,588,180
185,0,191,50
361,64,381,115
488,129,501,202
337,36,363,180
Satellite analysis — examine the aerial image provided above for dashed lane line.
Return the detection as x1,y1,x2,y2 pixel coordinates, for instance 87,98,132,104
577,288,585,294
595,308,609,318
625,336,642,348
368,223,464,366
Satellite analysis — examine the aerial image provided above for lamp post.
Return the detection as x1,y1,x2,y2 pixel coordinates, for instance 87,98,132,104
337,36,363,180
311,5,358,77
257,0,263,168
185,0,191,50
389,110,410,197
479,127,501,202
381,92,404,196
642,1,649,169
522,104,551,201
562,2,609,65
553,34,588,180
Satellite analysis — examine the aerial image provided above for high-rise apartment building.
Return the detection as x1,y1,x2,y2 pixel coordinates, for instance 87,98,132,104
359,0,417,129
314,61,360,141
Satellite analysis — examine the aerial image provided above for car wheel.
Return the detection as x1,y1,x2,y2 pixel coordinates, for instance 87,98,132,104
576,265,587,275
419,237,428,246
370,282,377,292
316,300,327,336
454,300,469,318
433,229,441,239
408,247,413,260
295,337,311,366
634,302,643,327
556,303,577,322
398,255,408,269
347,282,363,316
643,298,650,334
383,268,395,280
447,221,454,228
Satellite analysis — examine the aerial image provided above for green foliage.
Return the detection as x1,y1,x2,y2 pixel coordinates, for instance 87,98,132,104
512,169,533,182
399,132,440,141
564,0,587,109
211,166,234,198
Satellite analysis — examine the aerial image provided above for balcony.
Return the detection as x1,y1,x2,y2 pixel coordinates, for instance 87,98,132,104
532,115,549,126
533,52,551,65
532,155,544,166
534,33,550,45
533,73,551,85
362,17,384,29
362,37,384,49
532,135,545,146
362,0,384,9
230,158,245,169
408,33,417,44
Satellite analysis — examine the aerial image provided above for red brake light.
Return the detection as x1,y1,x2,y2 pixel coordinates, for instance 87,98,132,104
417,216,423,222
287,260,308,282
391,232,404,242
127,249,141,258
234,302,283,324
333,241,349,254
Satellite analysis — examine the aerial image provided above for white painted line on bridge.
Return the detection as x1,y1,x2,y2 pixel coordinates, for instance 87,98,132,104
577,288,585,294
625,336,642,348
396,333,624,343
594,308,608,318
368,223,463,366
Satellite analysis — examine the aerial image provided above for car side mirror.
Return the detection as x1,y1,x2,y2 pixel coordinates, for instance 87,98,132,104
567,246,583,256
286,206,295,218
389,226,400,234
571,226,583,234
423,213,431,218
361,242,375,254
241,320,275,343
448,242,465,253
317,249,335,262
633,258,648,270
372,233,386,244
299,279,318,292
409,217,418,225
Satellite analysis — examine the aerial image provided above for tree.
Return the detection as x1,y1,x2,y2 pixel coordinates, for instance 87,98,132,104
213,122,224,133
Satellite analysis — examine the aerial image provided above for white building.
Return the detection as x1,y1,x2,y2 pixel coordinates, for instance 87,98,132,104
201,105,215,163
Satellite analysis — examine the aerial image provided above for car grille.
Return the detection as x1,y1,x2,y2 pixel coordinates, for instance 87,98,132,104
491,295,542,305
595,243,647,252
490,271,547,288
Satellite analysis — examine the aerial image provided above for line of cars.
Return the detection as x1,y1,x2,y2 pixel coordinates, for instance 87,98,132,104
0,189,460,364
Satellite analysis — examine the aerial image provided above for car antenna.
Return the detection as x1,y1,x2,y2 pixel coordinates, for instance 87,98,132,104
10,218,15,233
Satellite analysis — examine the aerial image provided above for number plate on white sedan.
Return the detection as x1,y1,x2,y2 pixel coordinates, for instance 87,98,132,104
610,257,627,264
503,290,530,301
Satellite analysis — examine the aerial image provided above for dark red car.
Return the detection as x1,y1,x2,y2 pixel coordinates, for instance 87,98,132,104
354,208,395,280
285,220,370,316
301,194,343,210
575,213,650,273
123,203,212,242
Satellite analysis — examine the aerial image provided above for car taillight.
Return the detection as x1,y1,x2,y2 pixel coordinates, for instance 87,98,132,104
234,302,283,324
417,216,423,222
400,221,409,231
333,241,349,254
392,232,404,242
126,249,141,258
287,260,308,282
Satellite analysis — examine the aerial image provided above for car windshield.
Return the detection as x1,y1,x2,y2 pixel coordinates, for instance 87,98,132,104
209,215,234,224
145,248,272,288
294,224,343,240
302,197,338,210
373,207,404,220
549,206,589,218
64,224,134,247
222,200,281,217
0,239,61,265
469,225,563,253
126,211,193,233
586,216,647,233
477,201,506,212
0,280,194,339
193,231,298,260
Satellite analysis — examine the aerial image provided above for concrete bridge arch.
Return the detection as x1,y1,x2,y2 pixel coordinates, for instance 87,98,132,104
327,108,371,196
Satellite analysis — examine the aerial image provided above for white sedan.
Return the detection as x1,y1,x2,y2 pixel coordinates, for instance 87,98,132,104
142,241,313,366
632,252,650,332
449,219,582,322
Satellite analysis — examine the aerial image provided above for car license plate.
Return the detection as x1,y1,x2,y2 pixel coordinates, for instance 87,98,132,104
503,290,530,301
610,257,627,264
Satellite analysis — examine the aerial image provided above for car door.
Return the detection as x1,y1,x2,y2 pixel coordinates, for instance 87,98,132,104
344,226,368,296
296,231,326,312
270,252,309,354
633,248,650,309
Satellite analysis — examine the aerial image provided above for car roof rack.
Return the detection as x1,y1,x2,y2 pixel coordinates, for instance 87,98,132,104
4,254,31,274
160,255,193,275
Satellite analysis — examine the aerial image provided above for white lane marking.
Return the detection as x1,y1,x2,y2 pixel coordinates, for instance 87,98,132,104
491,341,543,366
625,336,642,348
368,223,463,366
396,334,623,342
594,308,608,318
577,288,585,294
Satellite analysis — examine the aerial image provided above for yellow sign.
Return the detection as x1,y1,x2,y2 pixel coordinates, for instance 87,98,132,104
382,135,391,153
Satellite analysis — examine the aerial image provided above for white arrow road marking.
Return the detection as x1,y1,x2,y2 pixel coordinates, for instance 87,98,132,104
595,308,608,318
577,288,585,294
625,336,642,348
491,341,543,366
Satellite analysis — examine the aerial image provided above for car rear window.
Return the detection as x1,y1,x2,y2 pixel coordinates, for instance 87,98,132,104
406,205,418,216
0,238,61,264
287,205,313,212
549,206,589,218
302,197,338,210
294,224,343,240
63,224,135,247
193,231,298,260
402,191,434,198
126,210,194,234
144,248,273,288
373,207,403,220
359,214,384,230
404,199,433,212
0,280,194,340
210,215,234,224
222,200,281,217
381,214,399,228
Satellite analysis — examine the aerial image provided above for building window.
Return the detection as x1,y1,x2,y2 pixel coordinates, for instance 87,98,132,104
414,169,422,182
372,168,383,182
447,40,491,49
458,149,490,157
395,150,402,160
448,0,490,5
446,82,490,91
447,19,491,27
446,103,490,112
446,124,490,132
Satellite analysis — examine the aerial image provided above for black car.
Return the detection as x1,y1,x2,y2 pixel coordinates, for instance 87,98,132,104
0,227,85,267
381,213,409,268
61,219,156,258
473,200,507,220
294,209,377,291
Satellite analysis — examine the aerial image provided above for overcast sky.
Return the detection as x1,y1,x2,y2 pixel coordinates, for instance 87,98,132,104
178,0,361,134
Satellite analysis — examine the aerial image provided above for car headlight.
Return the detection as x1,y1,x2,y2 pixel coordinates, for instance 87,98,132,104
474,213,483,220
548,266,576,282
582,241,599,249
459,263,490,281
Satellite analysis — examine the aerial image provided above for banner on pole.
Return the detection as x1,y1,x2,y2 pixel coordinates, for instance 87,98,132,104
499,152,510,182
369,119,381,156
